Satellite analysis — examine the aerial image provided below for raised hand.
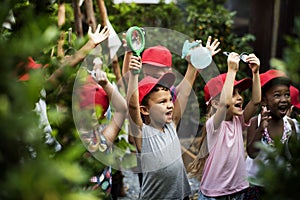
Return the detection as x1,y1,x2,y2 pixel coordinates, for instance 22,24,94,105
205,36,221,56
93,57,103,71
227,52,240,72
88,24,109,46
94,68,108,87
260,105,271,130
246,53,260,74
129,56,142,73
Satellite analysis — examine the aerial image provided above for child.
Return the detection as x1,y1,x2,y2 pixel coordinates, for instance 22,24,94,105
75,67,127,195
126,54,198,199
196,52,261,199
123,36,220,188
288,85,300,134
245,69,297,199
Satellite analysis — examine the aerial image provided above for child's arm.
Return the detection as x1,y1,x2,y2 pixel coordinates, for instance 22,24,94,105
46,25,109,89
94,69,127,144
173,62,197,127
247,106,271,158
213,52,239,129
243,54,261,123
127,56,143,152
173,36,221,127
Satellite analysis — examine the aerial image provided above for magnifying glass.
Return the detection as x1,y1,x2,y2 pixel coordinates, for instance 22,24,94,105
126,26,145,74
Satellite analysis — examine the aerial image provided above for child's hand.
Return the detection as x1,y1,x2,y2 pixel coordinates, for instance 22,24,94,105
205,36,221,56
122,32,128,50
227,52,240,72
246,53,260,74
93,57,103,71
129,56,142,74
94,69,108,87
88,24,109,46
260,105,271,129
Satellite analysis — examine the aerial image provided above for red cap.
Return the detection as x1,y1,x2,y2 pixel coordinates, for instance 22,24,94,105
260,69,290,88
141,45,172,67
290,86,300,109
19,57,43,81
204,73,252,103
138,72,175,104
79,76,109,114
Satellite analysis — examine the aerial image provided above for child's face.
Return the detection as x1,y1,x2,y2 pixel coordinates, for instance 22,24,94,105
227,88,244,117
263,84,291,119
146,88,174,127
142,65,172,79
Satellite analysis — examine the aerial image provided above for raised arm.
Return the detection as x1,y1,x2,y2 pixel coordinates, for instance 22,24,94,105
243,54,261,123
213,52,239,129
174,36,221,127
94,69,127,144
46,25,109,89
173,63,197,127
127,56,143,152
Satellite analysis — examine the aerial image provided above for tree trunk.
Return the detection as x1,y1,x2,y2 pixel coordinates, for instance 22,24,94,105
57,1,66,58
84,0,97,31
96,0,123,90
72,0,83,38
96,0,107,26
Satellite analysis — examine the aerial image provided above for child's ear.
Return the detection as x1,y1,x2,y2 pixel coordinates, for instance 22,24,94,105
140,105,149,116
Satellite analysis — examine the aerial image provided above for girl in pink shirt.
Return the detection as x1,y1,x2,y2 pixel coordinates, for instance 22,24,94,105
189,52,261,199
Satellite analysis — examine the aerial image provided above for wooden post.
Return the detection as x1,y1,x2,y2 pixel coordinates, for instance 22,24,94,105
85,0,97,31
96,0,124,90
73,0,83,38
57,0,66,58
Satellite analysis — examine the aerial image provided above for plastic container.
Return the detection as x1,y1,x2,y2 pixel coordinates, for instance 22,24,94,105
190,46,212,69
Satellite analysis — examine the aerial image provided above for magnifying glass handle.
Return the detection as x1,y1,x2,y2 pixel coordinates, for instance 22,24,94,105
131,52,141,74
132,69,140,74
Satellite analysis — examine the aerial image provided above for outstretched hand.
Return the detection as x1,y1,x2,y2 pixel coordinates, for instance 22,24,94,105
260,105,271,129
88,24,109,46
205,36,221,56
94,68,108,87
246,53,260,74
129,56,142,73
227,52,240,72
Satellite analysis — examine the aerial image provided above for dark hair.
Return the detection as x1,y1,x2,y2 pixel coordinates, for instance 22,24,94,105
141,84,170,106
262,77,291,96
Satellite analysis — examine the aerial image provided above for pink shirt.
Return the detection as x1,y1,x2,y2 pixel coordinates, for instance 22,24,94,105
200,115,249,197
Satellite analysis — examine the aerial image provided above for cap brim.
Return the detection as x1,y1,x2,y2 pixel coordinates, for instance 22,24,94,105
142,61,171,68
157,72,176,89
138,72,175,104
234,77,252,92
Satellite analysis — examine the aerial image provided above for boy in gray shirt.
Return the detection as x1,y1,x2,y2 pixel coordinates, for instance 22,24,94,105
127,55,198,199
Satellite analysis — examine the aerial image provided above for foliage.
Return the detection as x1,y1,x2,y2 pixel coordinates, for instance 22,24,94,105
252,134,300,200
0,1,105,199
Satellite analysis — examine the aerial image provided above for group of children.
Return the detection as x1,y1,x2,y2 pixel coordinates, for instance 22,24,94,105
23,24,299,199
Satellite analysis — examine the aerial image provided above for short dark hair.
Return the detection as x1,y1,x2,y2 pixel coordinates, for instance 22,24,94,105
262,77,291,96
141,84,170,106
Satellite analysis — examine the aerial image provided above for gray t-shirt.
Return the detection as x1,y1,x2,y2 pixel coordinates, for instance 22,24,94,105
138,122,191,199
